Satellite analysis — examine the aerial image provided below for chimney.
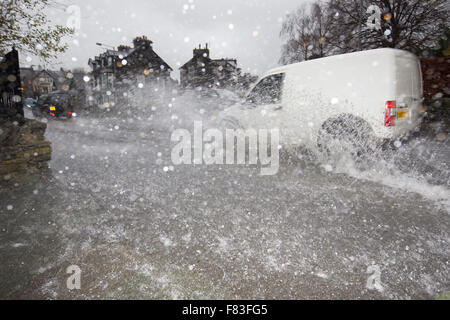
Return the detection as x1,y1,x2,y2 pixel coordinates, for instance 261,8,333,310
133,36,153,49
193,43,210,59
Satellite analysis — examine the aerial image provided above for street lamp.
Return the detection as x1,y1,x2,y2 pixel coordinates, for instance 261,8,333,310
96,43,116,51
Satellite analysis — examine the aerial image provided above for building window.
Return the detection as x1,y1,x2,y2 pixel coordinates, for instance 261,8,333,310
102,74,108,89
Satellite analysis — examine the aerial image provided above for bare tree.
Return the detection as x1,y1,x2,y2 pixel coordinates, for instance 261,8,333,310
310,2,334,58
279,1,334,64
327,0,449,56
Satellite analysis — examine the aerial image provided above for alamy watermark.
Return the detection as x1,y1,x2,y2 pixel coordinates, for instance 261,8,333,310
66,265,81,290
366,264,384,293
366,5,382,31
170,121,280,176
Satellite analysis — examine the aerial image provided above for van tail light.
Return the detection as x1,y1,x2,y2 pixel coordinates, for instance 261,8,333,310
384,101,396,127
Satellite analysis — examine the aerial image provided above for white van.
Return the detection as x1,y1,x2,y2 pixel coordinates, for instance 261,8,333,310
218,48,423,154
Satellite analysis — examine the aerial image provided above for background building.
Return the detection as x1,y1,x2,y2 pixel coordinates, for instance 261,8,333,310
88,36,174,108
31,70,58,95
180,44,240,89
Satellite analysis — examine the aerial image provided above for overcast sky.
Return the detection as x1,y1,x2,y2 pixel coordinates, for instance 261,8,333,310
22,0,308,79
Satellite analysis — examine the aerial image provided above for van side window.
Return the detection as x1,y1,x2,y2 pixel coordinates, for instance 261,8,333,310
246,73,285,105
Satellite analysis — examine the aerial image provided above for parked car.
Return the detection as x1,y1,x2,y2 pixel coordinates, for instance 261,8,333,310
33,92,75,119
218,48,424,156
32,94,49,118
24,98,36,109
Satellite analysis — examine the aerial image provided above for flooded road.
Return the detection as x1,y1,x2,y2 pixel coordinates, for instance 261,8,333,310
0,106,448,299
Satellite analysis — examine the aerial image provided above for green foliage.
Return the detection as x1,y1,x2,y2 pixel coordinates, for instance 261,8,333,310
0,0,74,60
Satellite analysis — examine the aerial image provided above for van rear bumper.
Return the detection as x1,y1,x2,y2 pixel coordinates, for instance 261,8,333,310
374,115,423,138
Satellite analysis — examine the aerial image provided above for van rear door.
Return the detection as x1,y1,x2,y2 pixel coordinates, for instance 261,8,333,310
395,52,423,126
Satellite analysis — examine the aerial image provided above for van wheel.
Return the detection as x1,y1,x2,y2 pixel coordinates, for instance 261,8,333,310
317,116,378,164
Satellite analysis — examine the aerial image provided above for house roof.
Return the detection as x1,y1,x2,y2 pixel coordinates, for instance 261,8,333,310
125,44,173,71
210,59,238,70
19,67,35,79
88,41,172,72
31,70,59,82
180,56,237,70
179,57,208,70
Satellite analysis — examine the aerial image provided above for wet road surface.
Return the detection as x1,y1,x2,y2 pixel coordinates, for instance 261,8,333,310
0,106,448,299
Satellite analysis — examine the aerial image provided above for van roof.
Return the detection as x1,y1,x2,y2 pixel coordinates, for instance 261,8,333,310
265,48,417,76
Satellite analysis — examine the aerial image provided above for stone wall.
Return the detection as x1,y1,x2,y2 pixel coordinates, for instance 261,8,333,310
0,119,52,183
